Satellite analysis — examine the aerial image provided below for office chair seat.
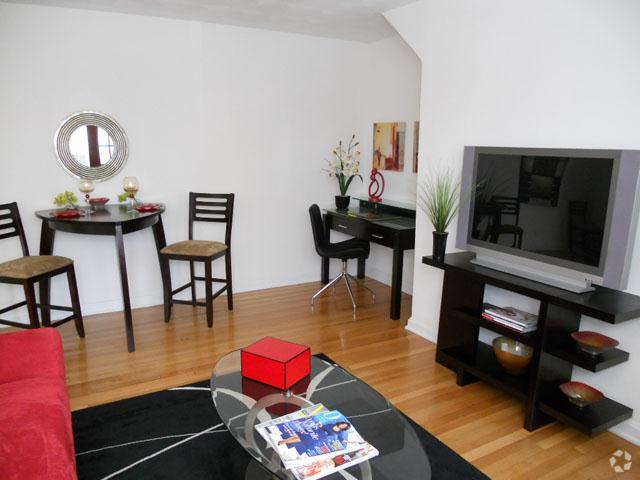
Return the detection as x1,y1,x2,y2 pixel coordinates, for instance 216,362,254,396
318,237,370,260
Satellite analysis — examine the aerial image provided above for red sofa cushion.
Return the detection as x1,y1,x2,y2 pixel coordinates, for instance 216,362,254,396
0,329,77,480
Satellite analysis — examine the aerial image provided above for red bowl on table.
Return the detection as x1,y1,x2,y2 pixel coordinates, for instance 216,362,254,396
570,331,619,356
559,381,604,408
89,197,110,207
52,209,83,219
134,203,160,213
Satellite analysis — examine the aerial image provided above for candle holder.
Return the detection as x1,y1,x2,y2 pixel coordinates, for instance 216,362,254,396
122,176,140,211
78,178,95,213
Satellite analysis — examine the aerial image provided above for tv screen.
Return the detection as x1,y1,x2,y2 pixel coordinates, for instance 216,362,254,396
470,153,614,270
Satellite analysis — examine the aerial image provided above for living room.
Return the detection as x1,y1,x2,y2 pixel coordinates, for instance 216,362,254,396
1,0,639,479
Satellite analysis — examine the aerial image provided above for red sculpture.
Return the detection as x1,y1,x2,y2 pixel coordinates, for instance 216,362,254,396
368,168,385,202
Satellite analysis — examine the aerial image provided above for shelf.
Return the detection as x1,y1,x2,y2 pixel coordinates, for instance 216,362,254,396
438,343,529,401
450,307,538,346
423,252,640,323
546,340,629,372
538,383,633,436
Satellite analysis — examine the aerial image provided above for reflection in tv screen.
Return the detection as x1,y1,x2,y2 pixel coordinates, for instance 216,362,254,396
471,154,613,268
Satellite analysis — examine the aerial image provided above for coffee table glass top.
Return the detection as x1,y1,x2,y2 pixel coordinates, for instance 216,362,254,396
210,351,431,479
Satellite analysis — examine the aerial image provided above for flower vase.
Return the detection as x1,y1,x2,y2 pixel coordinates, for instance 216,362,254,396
432,231,448,264
335,195,351,210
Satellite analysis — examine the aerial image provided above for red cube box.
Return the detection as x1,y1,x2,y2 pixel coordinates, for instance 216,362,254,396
241,337,311,390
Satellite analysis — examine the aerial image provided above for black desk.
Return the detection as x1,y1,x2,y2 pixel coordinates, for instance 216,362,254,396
322,198,415,319
35,205,167,352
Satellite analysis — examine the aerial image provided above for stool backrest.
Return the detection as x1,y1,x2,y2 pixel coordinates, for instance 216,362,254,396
309,204,327,254
188,193,234,246
0,202,29,256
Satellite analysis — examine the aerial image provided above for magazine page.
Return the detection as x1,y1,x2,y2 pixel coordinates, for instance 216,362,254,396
290,444,379,480
263,410,369,466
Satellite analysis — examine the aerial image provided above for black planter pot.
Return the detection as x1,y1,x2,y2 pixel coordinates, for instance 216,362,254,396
335,195,351,210
432,231,449,264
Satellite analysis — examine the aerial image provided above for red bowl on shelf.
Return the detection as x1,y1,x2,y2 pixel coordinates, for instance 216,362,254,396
134,203,160,213
559,381,604,408
52,209,83,219
89,197,110,206
570,331,619,356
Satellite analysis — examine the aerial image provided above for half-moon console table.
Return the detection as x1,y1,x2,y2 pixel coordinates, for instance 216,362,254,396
36,205,167,352
424,252,640,436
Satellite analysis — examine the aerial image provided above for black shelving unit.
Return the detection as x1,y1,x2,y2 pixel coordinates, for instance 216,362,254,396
424,252,639,436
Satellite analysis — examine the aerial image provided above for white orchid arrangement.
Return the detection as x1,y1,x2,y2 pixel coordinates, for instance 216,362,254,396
325,134,362,196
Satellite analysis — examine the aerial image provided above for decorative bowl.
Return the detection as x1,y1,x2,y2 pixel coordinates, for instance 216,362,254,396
570,331,619,356
492,336,533,375
52,209,82,219
559,381,604,408
89,197,110,207
134,203,160,213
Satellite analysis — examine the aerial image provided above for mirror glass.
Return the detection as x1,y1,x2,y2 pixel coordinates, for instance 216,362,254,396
69,125,115,167
54,111,128,182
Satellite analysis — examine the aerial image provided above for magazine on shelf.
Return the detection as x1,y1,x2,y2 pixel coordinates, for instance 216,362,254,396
481,313,537,333
255,404,378,479
482,303,538,326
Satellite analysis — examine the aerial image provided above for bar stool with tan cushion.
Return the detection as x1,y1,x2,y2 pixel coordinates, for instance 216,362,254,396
0,202,84,336
158,193,234,327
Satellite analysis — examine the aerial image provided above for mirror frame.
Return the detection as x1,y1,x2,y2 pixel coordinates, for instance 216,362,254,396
54,111,128,181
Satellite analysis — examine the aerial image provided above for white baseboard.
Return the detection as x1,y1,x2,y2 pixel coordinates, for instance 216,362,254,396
610,419,640,446
404,316,437,343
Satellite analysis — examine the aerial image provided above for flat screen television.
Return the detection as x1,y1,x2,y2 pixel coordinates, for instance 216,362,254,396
456,147,640,292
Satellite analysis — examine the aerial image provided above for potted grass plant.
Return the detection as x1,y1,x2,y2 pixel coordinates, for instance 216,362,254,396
325,135,362,210
418,170,469,263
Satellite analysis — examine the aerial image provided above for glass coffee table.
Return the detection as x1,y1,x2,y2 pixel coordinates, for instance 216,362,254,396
210,351,431,479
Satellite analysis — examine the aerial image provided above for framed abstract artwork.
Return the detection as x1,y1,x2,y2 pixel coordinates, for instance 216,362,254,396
373,122,405,171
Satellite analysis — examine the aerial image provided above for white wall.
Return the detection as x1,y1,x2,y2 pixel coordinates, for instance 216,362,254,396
385,0,640,443
0,3,420,320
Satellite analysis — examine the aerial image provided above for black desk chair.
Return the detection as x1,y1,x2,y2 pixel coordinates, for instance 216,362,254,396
159,193,234,327
309,204,374,311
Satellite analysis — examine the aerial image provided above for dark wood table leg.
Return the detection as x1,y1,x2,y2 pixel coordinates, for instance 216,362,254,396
152,217,172,322
115,224,135,352
321,213,330,284
390,235,404,320
357,258,366,279
38,220,55,326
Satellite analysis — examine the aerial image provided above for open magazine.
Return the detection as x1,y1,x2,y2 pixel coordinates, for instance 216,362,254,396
256,404,379,480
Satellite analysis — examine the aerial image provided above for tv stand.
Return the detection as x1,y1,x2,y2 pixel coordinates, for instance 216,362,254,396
470,254,595,293
423,252,640,435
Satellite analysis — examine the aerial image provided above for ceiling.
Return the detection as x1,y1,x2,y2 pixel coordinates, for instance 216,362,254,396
4,0,417,43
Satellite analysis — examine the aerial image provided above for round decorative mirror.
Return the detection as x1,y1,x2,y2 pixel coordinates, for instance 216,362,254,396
54,111,128,181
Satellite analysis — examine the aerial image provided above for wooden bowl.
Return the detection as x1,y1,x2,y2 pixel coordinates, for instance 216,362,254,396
559,381,604,408
492,336,533,375
571,331,619,356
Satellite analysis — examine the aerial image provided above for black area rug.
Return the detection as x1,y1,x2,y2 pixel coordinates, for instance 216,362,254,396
73,355,489,480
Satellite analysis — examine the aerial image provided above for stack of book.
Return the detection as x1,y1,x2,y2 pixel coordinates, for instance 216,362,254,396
482,303,538,333
256,404,378,480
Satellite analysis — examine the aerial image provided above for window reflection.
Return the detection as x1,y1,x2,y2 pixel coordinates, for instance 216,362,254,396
69,125,114,167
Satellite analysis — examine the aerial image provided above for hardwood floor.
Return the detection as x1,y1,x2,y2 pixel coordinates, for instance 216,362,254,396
46,279,639,478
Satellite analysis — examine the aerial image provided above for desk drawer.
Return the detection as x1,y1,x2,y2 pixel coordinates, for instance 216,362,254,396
330,216,365,237
368,226,394,248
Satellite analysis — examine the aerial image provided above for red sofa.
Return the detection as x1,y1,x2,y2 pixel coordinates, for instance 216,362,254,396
0,328,77,480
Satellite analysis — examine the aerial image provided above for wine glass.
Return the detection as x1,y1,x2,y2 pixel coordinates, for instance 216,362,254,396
122,176,139,210
78,178,94,213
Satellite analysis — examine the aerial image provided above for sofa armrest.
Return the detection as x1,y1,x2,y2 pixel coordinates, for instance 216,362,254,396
0,328,66,384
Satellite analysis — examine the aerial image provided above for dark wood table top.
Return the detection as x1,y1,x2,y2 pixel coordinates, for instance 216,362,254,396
36,204,165,224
